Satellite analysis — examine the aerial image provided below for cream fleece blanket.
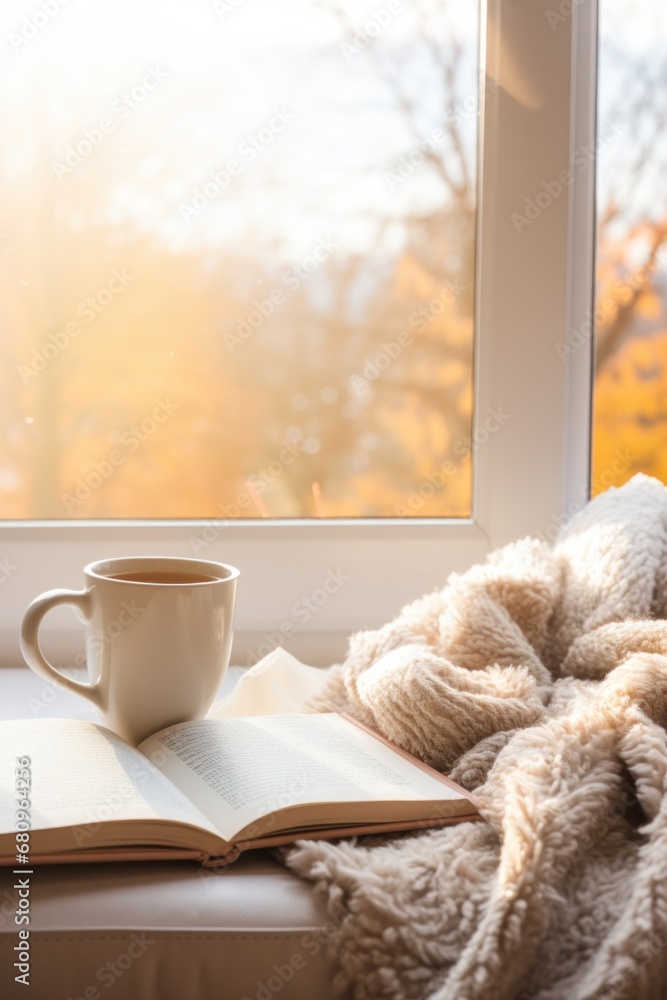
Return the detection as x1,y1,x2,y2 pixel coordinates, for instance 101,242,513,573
286,474,667,1000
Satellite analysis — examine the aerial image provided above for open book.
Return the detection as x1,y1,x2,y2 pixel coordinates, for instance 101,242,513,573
0,714,480,867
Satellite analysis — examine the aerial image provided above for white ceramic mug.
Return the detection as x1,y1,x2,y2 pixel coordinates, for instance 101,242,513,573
19,556,239,744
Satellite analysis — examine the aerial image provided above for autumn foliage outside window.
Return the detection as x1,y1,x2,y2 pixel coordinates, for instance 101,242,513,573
0,0,478,519
593,0,667,492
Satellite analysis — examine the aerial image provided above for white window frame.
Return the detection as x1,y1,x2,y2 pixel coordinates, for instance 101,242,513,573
0,0,597,667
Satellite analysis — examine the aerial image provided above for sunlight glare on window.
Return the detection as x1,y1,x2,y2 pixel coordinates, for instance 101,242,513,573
0,0,478,519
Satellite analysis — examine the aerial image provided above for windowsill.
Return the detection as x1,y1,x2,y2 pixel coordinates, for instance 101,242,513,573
0,664,248,723
0,628,346,671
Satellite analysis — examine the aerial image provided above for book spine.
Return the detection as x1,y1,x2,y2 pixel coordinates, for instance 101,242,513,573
203,843,241,868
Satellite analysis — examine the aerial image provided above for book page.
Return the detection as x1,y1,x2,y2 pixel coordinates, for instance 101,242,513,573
0,719,220,853
139,714,469,843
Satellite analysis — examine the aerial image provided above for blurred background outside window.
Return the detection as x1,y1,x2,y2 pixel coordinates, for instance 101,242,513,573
0,0,478,519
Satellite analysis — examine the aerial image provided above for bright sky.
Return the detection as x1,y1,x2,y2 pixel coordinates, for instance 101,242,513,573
598,0,667,231
0,0,478,261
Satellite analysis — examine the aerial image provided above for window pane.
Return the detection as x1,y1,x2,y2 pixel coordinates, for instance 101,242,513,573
0,0,477,519
593,0,667,493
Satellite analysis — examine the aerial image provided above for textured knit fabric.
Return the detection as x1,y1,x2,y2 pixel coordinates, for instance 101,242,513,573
286,474,667,1000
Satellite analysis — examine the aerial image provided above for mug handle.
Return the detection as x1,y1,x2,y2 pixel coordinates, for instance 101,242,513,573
19,589,106,710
